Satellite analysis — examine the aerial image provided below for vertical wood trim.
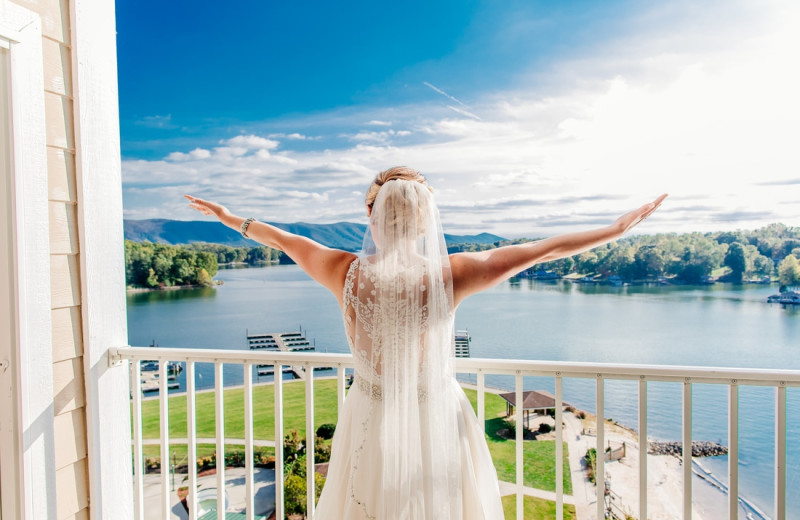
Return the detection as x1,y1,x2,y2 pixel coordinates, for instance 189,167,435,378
69,0,132,517
0,4,58,519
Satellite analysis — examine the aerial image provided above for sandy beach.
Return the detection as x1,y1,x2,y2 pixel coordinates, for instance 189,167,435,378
561,413,742,520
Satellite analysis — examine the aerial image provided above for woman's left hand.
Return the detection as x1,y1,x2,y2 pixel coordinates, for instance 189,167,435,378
614,193,668,235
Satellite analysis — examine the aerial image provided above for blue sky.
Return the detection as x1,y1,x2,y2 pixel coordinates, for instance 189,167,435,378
117,0,799,237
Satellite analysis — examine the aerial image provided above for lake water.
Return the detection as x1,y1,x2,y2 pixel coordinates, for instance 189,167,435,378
127,264,800,518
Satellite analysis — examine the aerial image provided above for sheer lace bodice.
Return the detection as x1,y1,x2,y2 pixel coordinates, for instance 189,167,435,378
342,257,449,389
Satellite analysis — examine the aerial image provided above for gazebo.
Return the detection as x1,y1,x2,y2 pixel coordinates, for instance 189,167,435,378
499,390,570,429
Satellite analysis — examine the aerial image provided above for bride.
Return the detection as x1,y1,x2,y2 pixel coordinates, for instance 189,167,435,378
186,167,665,520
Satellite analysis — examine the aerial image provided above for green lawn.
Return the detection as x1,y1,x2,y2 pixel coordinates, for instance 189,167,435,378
502,495,577,520
461,388,573,494
138,380,572,494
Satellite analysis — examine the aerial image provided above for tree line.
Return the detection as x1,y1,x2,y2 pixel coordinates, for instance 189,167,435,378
125,240,284,288
127,223,800,289
450,223,800,286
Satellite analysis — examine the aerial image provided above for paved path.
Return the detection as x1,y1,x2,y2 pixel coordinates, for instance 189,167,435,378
563,412,597,520
143,467,275,519
496,411,596,518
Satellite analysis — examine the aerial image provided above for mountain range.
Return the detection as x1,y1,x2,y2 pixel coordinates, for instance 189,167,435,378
123,219,506,251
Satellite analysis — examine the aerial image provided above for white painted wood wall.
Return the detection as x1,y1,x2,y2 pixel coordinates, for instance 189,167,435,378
1,0,132,518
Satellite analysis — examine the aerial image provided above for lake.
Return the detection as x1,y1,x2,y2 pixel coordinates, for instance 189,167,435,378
127,264,800,518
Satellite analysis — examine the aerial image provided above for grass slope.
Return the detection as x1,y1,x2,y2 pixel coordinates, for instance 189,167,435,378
139,379,572,494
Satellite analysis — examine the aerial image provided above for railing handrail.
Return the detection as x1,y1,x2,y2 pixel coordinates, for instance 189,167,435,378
112,345,800,386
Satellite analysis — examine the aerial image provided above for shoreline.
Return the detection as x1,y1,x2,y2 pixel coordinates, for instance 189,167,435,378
577,414,766,520
126,282,221,294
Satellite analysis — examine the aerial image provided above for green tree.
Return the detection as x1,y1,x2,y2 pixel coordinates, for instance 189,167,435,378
778,255,800,288
724,242,747,283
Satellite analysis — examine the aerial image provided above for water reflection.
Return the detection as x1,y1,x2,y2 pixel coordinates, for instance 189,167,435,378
127,285,217,305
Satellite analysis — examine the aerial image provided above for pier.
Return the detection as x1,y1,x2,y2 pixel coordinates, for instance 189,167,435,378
247,330,329,380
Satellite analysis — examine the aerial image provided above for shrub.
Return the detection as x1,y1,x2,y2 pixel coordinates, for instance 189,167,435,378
538,422,552,434
315,437,332,464
317,423,336,440
584,448,597,484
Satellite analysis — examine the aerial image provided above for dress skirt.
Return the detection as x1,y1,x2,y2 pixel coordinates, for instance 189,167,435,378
315,377,505,520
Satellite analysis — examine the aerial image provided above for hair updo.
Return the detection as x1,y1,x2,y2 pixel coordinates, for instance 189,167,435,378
365,166,432,210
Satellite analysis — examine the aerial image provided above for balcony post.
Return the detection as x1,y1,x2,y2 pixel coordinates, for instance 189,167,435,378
728,382,738,520
775,384,786,519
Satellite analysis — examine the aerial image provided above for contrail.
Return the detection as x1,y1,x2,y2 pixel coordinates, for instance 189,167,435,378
423,81,469,108
424,82,481,120
446,105,482,121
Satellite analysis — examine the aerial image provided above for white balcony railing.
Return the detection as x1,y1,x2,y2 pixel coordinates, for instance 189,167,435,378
111,346,800,520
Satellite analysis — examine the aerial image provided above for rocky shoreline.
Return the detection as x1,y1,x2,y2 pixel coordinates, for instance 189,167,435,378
648,440,728,457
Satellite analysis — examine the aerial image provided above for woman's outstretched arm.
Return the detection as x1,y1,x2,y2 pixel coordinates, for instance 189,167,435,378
185,195,356,303
450,194,667,306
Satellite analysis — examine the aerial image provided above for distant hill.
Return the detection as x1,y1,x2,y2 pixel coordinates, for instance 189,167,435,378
124,219,505,251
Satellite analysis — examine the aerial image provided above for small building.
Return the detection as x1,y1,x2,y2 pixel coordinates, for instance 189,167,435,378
498,390,570,429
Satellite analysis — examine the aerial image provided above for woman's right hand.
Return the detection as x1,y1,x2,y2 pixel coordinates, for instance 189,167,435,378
184,195,232,222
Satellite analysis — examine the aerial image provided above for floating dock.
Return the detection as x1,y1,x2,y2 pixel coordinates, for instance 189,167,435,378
455,330,471,358
247,330,330,380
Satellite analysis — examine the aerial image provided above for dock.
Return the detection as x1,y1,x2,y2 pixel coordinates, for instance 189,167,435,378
140,361,181,393
455,330,471,358
247,331,330,380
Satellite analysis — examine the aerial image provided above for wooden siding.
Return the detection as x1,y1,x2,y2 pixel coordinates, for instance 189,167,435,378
11,0,90,517
47,147,77,202
54,459,89,519
13,0,70,43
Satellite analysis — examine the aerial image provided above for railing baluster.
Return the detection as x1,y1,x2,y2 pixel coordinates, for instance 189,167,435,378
159,360,170,520
682,380,692,520
596,376,605,520
216,362,225,519
477,370,485,435
775,385,786,519
306,363,316,520
274,366,285,520
130,360,144,520
337,363,345,419
187,362,198,520
638,378,647,520
245,362,254,520
515,372,523,520
728,382,738,520
555,375,563,520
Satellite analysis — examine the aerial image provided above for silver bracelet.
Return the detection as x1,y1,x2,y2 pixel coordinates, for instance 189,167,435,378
240,217,256,238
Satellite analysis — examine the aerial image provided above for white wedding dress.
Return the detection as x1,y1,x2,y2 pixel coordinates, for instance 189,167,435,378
315,181,504,520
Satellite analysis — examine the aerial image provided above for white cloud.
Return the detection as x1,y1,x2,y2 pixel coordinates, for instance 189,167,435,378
225,134,280,150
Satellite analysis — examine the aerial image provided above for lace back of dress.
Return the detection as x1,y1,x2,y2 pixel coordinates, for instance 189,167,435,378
349,180,462,519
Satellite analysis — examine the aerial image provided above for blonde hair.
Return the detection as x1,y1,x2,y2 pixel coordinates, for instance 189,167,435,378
365,166,431,209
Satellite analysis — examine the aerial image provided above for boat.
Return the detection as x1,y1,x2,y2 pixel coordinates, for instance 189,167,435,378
767,291,800,305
